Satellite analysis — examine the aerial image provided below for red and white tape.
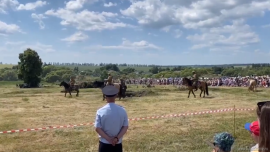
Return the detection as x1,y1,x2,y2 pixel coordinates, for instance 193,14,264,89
0,108,254,134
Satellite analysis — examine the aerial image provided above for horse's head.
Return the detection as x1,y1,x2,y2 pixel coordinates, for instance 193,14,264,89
59,81,65,86
182,77,187,84
182,77,192,86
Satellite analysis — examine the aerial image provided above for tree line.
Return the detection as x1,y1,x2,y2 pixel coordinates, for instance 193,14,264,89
2,61,270,68
1,48,270,87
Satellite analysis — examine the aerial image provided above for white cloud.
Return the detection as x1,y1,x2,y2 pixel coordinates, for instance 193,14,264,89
61,31,89,42
45,8,130,31
0,0,47,13
148,33,158,37
0,0,19,14
262,24,270,28
161,26,172,33
186,20,260,51
121,0,176,28
65,0,98,11
0,20,22,35
20,42,56,53
174,29,182,38
5,41,25,45
87,38,162,51
0,41,55,54
121,0,270,29
31,13,46,29
104,2,117,7
17,0,47,11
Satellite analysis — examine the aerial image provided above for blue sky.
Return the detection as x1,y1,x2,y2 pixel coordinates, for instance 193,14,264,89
0,0,270,65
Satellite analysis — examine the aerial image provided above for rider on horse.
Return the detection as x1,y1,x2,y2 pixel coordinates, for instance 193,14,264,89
192,71,198,91
106,74,113,86
70,76,75,89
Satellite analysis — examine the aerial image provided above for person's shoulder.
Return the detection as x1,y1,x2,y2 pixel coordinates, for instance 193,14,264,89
116,104,127,110
97,104,109,112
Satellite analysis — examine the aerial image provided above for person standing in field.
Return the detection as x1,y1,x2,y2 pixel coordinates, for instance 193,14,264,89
94,85,129,152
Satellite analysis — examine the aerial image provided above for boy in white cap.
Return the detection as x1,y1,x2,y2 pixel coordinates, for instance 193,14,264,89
94,85,129,152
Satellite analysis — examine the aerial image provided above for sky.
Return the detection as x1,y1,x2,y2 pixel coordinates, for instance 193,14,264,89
0,0,270,65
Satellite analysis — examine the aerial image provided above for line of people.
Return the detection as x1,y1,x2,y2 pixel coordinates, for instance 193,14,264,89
124,76,270,88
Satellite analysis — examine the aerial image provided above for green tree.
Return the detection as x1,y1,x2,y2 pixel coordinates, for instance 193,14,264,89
122,67,135,74
100,64,120,72
100,70,108,80
149,66,159,74
17,48,43,87
45,73,61,83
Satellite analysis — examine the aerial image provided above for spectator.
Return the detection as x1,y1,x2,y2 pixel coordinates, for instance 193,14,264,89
244,121,259,152
257,101,270,152
208,132,235,152
94,85,129,152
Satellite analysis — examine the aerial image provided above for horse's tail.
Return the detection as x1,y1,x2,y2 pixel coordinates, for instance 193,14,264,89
205,82,209,96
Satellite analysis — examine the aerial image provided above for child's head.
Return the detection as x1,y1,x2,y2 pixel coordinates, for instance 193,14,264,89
245,121,260,143
213,132,235,152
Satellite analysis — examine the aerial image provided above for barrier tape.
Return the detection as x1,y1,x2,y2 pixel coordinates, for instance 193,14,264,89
0,108,254,134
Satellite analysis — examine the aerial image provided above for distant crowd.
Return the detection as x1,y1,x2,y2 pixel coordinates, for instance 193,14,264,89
122,76,270,88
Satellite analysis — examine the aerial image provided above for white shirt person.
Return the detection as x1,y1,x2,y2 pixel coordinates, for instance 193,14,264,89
94,85,129,152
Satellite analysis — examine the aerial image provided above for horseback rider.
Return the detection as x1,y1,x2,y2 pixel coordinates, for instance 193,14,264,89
70,76,75,89
119,78,125,86
106,73,113,86
192,71,198,91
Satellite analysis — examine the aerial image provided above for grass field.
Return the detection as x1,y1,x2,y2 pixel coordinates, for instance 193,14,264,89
0,64,13,69
0,82,267,152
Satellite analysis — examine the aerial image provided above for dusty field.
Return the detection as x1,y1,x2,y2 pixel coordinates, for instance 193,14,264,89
0,83,268,152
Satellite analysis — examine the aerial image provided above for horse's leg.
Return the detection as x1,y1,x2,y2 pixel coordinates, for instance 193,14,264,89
200,89,202,97
203,88,206,98
188,90,190,98
192,90,196,98
69,89,72,96
65,91,67,97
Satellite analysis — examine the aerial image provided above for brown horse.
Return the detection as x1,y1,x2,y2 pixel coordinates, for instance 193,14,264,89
248,79,257,92
182,77,209,98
